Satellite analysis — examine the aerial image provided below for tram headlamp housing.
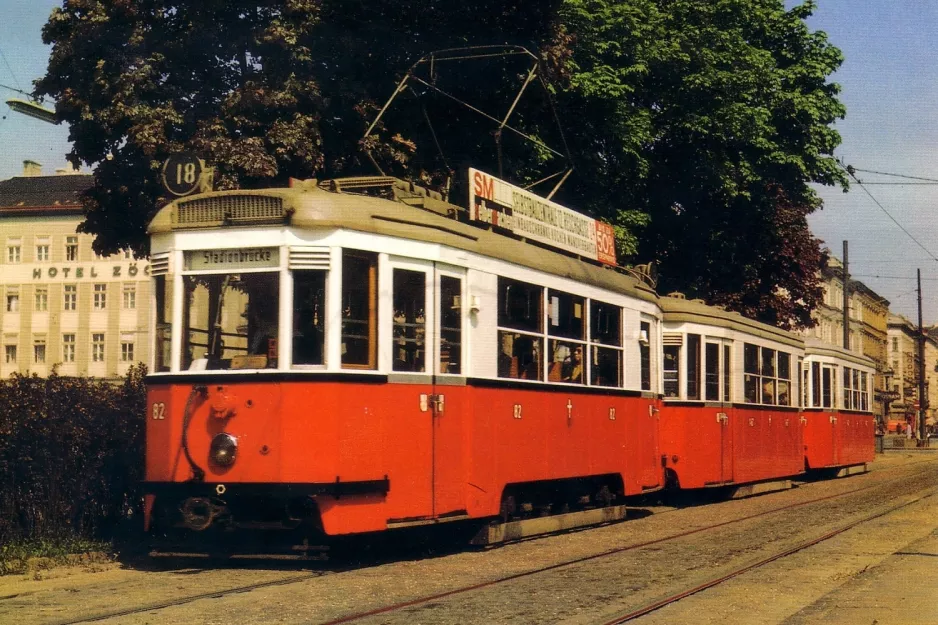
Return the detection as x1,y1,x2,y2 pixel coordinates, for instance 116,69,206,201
209,433,238,467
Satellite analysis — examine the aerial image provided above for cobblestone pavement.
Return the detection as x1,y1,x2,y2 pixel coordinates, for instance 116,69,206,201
2,453,936,625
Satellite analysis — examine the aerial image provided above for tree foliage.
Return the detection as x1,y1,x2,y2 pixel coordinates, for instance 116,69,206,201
37,0,845,328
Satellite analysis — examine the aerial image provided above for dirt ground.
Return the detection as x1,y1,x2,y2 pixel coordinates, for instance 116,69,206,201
3,453,936,625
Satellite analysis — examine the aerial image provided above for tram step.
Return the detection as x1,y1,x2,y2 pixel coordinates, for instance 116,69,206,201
470,505,628,546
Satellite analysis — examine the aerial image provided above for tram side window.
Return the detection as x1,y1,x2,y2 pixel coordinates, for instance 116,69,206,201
843,367,852,409
439,276,462,374
154,274,171,372
497,277,543,381
723,344,731,402
743,344,760,403
811,362,821,407
663,345,680,397
392,269,426,372
705,342,719,401
547,290,585,384
853,369,861,410
861,372,869,410
182,273,279,371
686,334,701,400
341,251,378,369
589,300,622,387
821,366,832,408
292,271,325,366
640,321,651,391
777,352,791,406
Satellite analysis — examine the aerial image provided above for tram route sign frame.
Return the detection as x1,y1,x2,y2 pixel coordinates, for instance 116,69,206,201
469,168,617,266
161,153,214,197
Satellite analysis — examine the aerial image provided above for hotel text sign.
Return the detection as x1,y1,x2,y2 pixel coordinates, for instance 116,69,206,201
469,168,617,266
185,248,279,271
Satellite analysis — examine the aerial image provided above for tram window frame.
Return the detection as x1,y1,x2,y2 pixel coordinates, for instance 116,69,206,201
743,343,791,405
181,272,280,371
153,274,172,373
341,250,378,370
292,270,326,367
497,277,543,381
686,334,702,400
547,289,586,385
640,321,652,392
438,275,462,375
587,300,622,388
663,344,680,398
860,372,869,410
821,366,832,408
392,268,427,373
723,344,731,402
705,342,720,401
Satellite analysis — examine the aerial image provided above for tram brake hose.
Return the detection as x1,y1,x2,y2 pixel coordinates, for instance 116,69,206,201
180,385,208,482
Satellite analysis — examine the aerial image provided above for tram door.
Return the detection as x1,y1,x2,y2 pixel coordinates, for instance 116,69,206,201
431,265,467,517
705,338,734,483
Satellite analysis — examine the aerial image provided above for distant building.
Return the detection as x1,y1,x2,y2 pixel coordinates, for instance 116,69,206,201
887,314,938,432
801,254,890,419
0,161,150,379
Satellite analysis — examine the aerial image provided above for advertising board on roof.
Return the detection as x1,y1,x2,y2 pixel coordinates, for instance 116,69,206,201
468,168,617,266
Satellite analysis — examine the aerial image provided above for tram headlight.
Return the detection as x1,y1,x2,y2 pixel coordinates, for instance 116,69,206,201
210,433,238,467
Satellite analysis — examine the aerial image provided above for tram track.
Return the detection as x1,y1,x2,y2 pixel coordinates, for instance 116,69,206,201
44,458,936,625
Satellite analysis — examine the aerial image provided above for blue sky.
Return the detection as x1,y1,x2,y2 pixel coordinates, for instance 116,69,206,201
2,1,937,322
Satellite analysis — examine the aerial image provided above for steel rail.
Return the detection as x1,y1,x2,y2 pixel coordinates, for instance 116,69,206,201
47,458,935,625
601,487,938,624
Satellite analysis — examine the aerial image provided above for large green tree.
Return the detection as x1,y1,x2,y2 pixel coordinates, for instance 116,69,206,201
37,0,844,329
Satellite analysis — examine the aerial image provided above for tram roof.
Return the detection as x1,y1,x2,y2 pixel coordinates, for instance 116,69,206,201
803,337,877,369
659,295,804,349
149,179,658,304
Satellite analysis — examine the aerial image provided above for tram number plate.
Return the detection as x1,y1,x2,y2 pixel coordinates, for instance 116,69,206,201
152,402,166,420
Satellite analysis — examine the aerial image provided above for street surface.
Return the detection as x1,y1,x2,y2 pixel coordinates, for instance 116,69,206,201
2,453,936,625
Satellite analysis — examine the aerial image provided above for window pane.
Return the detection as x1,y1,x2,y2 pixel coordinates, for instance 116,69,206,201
392,269,426,372
705,343,720,401
154,276,171,372
778,352,790,380
548,339,585,384
812,362,821,407
498,331,542,381
687,334,701,400
439,276,462,374
640,322,651,391
761,348,776,377
591,345,621,387
292,271,326,366
341,251,377,368
744,343,759,374
744,374,759,403
822,367,832,408
777,380,790,406
663,345,680,398
590,301,621,346
498,277,542,333
723,345,731,402
183,273,279,371
547,290,585,340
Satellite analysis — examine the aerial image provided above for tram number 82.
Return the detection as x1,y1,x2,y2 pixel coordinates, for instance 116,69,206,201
152,402,166,420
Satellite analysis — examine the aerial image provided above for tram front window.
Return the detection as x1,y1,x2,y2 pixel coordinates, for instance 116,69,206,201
182,273,279,370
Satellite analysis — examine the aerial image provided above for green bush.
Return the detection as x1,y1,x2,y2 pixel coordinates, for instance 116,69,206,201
0,365,147,546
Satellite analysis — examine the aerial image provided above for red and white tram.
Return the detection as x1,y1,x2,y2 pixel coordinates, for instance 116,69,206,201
802,339,876,472
657,296,805,490
143,176,665,538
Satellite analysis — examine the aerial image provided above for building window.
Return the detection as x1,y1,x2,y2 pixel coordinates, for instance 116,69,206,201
34,287,48,312
892,337,898,352
33,339,46,364
7,238,21,263
121,338,135,362
66,236,79,261
92,334,105,362
122,284,136,309
6,287,19,313
63,285,77,311
4,344,16,364
35,237,50,262
62,334,75,363
93,284,107,309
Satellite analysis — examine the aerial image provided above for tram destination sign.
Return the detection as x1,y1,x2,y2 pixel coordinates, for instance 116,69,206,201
184,247,279,271
469,168,617,266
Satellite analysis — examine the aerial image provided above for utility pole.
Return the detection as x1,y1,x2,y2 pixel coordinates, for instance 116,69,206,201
918,268,927,443
842,241,850,350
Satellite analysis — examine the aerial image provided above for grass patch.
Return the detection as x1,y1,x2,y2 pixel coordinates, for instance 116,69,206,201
0,536,113,576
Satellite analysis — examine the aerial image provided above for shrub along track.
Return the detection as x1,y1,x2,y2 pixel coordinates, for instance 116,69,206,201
45,457,937,625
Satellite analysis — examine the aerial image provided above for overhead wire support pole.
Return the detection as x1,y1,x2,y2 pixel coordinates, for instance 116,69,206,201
918,268,927,444
843,241,849,351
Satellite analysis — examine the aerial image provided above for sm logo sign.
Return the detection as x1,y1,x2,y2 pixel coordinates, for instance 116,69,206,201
473,170,495,201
